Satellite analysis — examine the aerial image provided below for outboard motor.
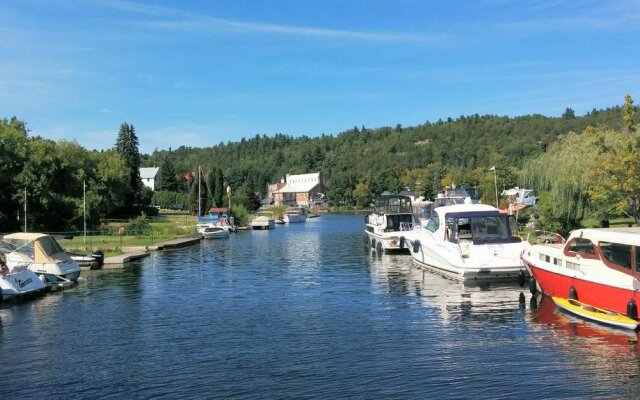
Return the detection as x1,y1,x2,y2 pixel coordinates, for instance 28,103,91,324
90,250,105,268
627,299,638,320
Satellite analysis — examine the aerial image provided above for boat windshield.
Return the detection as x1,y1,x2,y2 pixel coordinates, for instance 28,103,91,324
373,196,412,214
445,213,521,244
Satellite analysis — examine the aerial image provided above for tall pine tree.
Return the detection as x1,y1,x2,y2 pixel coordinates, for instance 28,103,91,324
115,122,142,205
157,154,178,191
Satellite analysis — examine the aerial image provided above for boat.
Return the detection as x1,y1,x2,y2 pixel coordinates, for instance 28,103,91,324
402,199,529,281
364,195,417,253
521,227,640,319
283,206,307,223
502,187,538,208
0,253,48,302
251,211,276,230
1,233,82,283
69,250,105,269
433,186,480,208
202,226,230,239
551,296,639,330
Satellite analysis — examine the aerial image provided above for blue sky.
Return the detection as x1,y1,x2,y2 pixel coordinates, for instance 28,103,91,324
1,0,639,154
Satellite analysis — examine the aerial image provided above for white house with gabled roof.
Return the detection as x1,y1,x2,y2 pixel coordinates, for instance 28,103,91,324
140,167,159,191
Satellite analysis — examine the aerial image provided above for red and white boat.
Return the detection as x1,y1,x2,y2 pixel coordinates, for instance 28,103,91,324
521,227,640,318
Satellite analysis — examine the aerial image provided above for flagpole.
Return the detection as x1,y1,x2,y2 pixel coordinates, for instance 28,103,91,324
83,179,87,244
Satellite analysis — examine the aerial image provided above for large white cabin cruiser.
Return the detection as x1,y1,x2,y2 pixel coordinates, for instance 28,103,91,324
1,233,81,283
402,200,528,281
0,254,47,302
365,195,417,253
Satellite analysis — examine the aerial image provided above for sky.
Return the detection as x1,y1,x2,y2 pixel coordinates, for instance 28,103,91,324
1,0,639,154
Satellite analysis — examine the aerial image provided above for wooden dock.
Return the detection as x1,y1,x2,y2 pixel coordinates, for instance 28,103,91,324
102,236,202,268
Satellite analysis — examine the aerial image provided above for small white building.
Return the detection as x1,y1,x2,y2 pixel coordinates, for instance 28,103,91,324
140,167,159,191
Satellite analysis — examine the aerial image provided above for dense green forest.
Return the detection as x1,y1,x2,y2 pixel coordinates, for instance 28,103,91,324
1,101,638,233
144,105,634,208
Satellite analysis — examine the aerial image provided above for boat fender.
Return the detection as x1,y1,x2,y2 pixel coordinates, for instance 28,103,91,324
518,292,526,309
376,242,383,254
371,238,376,248
412,240,420,254
568,286,578,300
529,296,538,310
363,234,368,245
529,277,538,295
399,236,405,249
627,299,638,320
0,289,3,304
517,270,525,288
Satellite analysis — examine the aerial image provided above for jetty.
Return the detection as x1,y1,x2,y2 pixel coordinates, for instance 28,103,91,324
102,236,202,268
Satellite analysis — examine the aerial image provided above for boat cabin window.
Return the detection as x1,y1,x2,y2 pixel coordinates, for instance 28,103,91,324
385,214,414,232
444,214,520,243
600,242,632,270
425,216,439,233
566,238,596,255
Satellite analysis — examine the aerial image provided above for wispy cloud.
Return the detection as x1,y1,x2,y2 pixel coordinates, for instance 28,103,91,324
93,0,453,44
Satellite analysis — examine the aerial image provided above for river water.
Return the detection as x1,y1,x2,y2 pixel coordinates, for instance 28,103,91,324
1,214,639,399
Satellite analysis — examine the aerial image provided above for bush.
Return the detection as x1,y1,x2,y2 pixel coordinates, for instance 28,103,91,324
126,216,151,235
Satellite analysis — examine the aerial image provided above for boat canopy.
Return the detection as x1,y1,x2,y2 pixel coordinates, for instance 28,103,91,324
2,233,73,264
373,195,413,214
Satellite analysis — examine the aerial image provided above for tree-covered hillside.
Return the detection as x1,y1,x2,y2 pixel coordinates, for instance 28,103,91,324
144,105,634,207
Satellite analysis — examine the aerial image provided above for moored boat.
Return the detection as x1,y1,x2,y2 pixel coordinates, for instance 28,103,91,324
1,233,81,284
402,199,528,281
552,296,639,330
521,227,640,319
0,253,48,302
283,206,307,223
364,195,417,253
202,226,230,239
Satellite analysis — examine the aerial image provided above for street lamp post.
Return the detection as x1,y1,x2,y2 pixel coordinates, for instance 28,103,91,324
490,166,498,208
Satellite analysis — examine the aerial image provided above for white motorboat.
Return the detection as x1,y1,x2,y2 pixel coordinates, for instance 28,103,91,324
251,212,276,230
364,195,417,253
0,253,47,302
402,199,529,281
202,226,231,239
1,233,81,283
283,206,307,223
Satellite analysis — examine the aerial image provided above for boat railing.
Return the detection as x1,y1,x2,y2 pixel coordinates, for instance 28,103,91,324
399,222,415,231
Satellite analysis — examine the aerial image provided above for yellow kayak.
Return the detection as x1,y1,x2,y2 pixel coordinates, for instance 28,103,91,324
552,296,639,331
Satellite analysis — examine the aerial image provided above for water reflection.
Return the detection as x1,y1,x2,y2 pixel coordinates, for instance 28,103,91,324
368,253,529,327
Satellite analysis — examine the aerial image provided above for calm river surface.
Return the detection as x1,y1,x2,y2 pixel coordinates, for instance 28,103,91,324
2,214,640,399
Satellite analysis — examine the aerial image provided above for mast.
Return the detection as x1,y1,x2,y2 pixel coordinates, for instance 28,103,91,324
198,166,201,217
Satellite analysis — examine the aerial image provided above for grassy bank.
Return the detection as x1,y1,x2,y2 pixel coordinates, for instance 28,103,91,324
58,212,198,257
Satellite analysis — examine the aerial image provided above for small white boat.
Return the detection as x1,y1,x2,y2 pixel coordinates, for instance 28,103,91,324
0,254,47,302
1,233,81,284
403,199,529,281
283,206,307,223
202,226,230,239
